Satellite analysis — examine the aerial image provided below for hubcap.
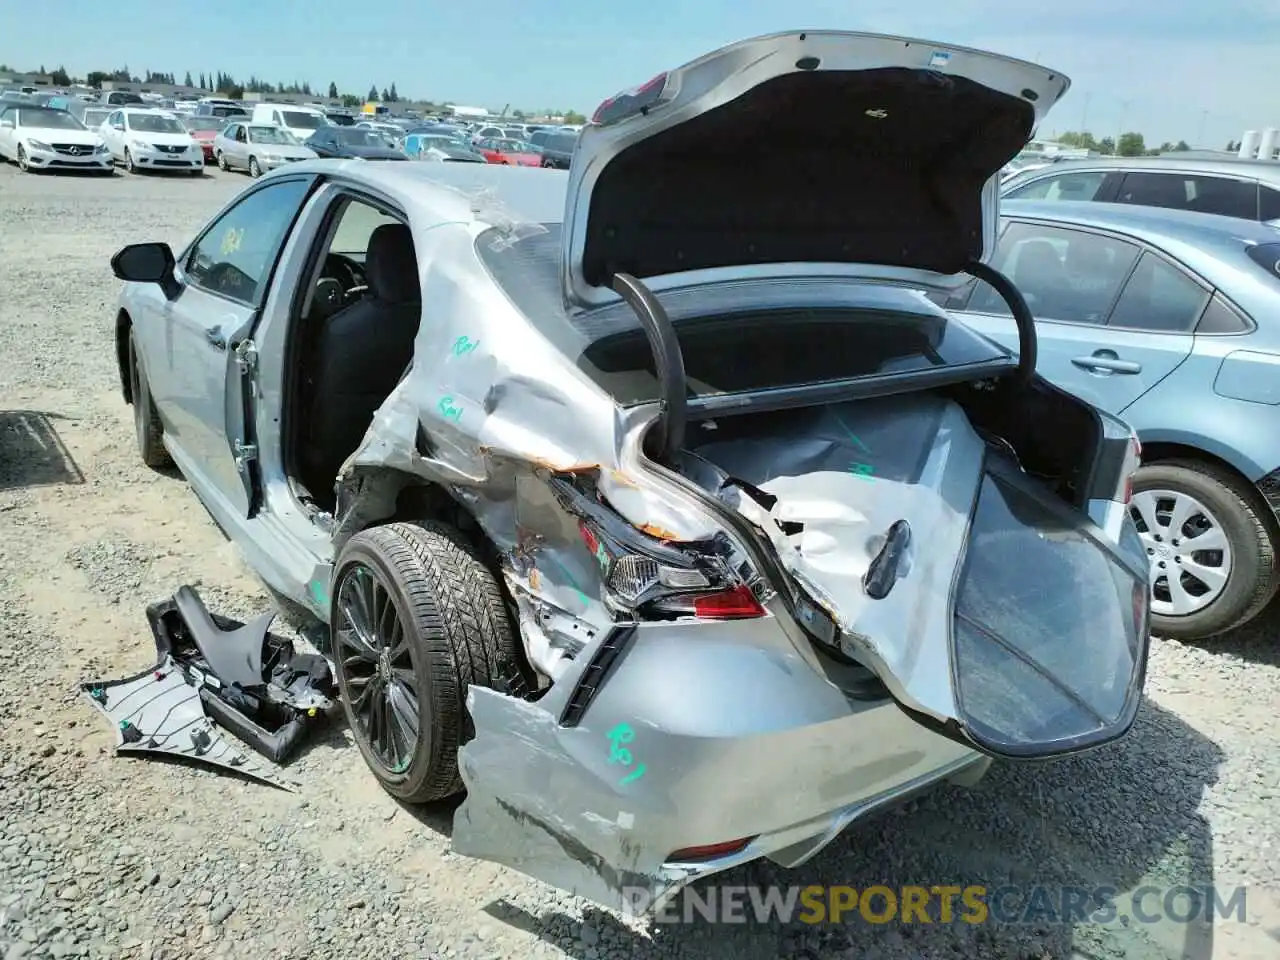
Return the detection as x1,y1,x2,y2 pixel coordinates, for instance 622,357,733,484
1129,488,1232,617
334,564,420,775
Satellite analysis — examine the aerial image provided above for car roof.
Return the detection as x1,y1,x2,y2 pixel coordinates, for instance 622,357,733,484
268,159,567,229
1001,199,1280,330
1006,155,1280,185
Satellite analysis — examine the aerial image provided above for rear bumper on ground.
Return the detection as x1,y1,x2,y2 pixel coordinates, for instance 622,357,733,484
453,614,987,910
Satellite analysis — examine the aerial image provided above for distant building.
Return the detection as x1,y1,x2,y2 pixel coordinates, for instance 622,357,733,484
445,105,491,119
101,80,210,98
0,72,53,88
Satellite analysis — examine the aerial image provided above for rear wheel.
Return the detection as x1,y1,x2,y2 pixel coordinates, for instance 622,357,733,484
1130,460,1278,639
127,328,172,469
331,521,521,803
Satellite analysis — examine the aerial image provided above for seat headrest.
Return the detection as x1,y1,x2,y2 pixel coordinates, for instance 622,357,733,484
366,223,419,304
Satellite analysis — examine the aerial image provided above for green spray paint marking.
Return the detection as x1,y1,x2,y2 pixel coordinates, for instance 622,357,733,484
849,462,876,480
829,407,872,455
309,579,329,607
437,395,463,423
452,335,479,357
539,553,590,607
606,722,646,785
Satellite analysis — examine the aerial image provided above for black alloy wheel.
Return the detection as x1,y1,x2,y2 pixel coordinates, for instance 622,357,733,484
333,563,420,777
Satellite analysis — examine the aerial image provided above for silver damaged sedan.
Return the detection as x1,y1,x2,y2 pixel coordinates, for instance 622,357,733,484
109,31,1151,911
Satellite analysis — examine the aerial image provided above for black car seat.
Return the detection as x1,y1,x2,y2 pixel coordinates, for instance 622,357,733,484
300,223,421,502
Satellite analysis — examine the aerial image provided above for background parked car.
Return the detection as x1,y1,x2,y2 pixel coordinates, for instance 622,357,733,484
404,133,485,162
0,104,112,174
214,122,317,177
533,129,577,169
1001,157,1280,225
98,108,204,175
305,126,406,160
194,101,248,121
180,115,223,163
941,198,1280,639
474,136,541,166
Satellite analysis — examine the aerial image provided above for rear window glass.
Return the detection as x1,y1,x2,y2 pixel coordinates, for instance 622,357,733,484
1245,242,1280,285
477,224,1009,406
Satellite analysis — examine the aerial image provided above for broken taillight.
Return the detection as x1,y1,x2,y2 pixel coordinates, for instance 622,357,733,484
578,518,765,620
590,72,671,126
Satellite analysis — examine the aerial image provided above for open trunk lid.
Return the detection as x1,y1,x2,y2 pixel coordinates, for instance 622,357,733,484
561,31,1070,306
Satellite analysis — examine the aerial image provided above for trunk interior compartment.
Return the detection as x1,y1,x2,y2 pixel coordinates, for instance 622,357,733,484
668,387,1150,758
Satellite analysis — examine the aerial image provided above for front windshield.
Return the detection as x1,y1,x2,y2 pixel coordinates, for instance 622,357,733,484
128,113,185,134
493,139,532,153
182,116,223,132
334,128,387,147
248,125,298,145
281,111,325,130
83,109,111,127
16,109,85,130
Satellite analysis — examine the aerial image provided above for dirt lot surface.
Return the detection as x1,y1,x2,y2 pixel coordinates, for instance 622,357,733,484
0,162,1278,960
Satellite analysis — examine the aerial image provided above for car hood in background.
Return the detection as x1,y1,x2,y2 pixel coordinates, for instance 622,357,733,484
437,147,486,162
131,132,197,149
20,127,103,146
336,144,406,159
256,144,317,160
562,31,1070,306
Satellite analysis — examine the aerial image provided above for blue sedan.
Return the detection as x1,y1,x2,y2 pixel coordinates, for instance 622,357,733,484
944,199,1280,640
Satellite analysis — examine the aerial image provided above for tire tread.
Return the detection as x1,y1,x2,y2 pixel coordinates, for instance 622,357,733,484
347,520,516,802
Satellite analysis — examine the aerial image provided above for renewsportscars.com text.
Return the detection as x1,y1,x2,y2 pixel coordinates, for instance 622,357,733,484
621,884,1247,926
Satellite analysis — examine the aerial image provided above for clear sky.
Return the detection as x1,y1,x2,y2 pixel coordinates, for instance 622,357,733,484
2,0,1276,147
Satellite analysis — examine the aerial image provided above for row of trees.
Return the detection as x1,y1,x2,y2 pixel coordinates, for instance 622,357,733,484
1055,131,1193,157
2,63,586,120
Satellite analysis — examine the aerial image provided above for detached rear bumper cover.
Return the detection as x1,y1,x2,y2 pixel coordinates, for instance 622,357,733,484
451,615,988,911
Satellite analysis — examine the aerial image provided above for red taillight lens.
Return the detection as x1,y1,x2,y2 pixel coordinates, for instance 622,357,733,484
590,72,670,125
691,584,766,620
667,836,756,862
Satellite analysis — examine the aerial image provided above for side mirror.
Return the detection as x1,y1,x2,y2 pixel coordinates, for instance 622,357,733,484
111,242,180,299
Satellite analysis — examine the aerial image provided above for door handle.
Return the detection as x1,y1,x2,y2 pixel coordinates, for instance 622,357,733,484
206,329,227,351
1071,354,1141,375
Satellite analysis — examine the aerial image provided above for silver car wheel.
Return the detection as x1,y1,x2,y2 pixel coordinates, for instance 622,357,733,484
1130,488,1233,617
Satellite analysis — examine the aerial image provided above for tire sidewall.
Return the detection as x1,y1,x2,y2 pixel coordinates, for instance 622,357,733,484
1133,462,1270,638
330,540,437,801
128,330,149,451
249,158,260,178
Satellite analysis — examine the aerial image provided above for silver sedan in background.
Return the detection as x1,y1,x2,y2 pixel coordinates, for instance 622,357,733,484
214,121,317,177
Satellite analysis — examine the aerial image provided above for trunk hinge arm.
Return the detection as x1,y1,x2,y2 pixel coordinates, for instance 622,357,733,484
964,259,1037,386
611,273,686,464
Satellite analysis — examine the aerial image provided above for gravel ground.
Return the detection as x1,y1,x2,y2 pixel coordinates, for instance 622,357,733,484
1,161,1278,960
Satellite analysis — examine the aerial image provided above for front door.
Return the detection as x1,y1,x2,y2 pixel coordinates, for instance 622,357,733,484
152,175,318,515
955,220,1200,414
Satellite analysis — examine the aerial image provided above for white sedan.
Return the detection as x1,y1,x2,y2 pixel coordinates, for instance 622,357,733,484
0,104,113,173
98,108,205,175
